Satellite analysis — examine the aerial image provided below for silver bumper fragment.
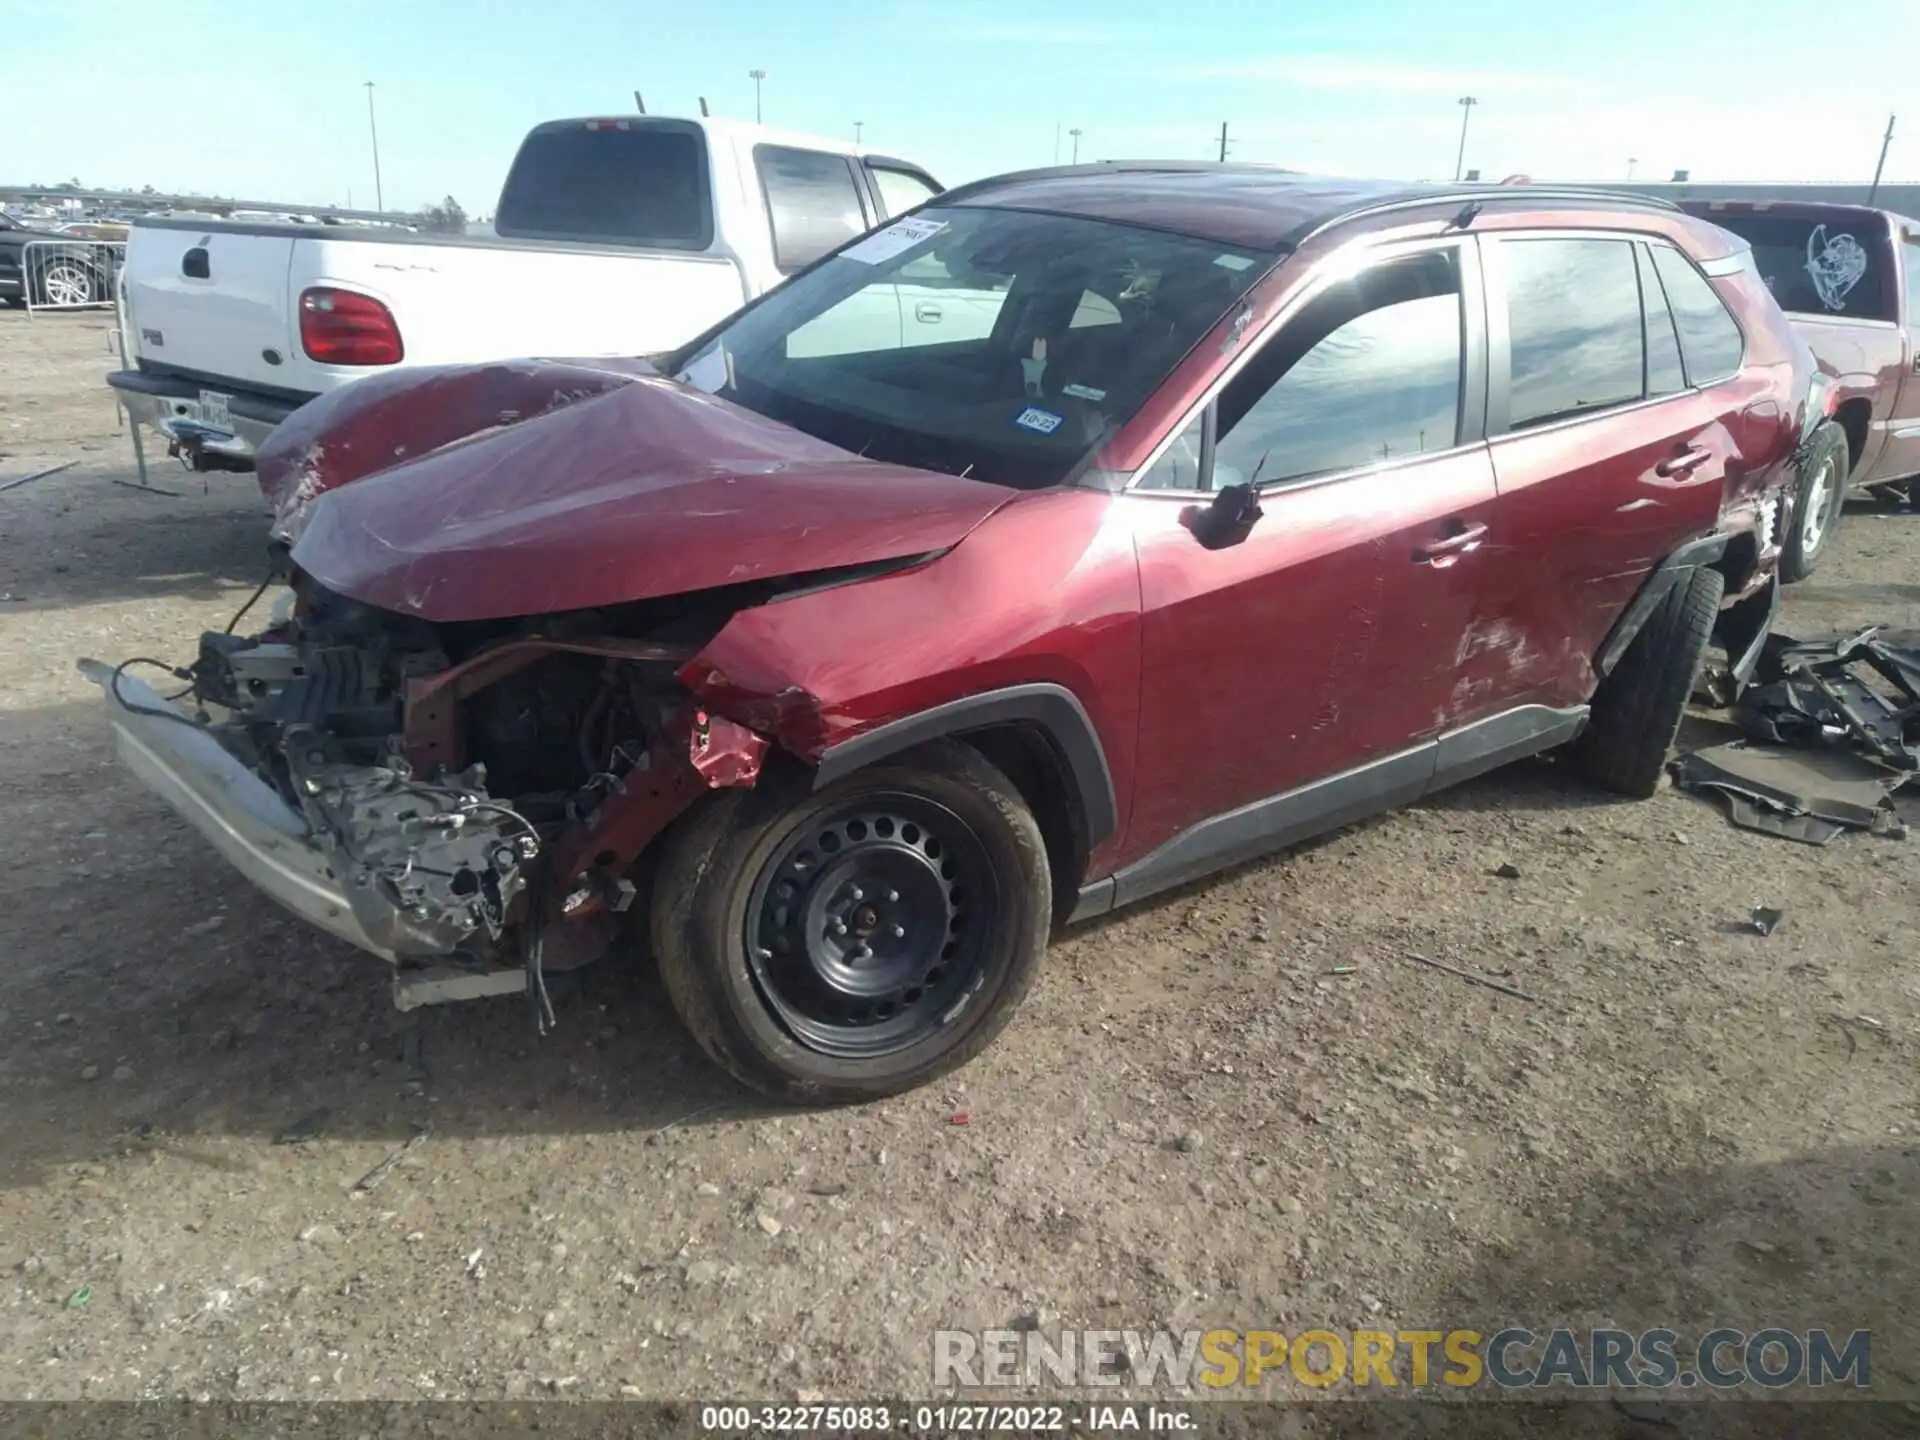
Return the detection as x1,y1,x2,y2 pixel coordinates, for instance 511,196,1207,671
82,659,398,961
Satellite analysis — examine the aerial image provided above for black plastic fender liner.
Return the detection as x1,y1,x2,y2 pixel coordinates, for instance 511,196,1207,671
809,683,1119,846
1593,532,1731,679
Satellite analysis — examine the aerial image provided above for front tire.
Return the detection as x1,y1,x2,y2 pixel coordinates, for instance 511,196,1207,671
1575,565,1725,798
651,741,1051,1103
1781,424,1849,583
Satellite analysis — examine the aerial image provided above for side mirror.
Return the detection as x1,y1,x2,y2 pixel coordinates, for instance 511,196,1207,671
1180,482,1263,550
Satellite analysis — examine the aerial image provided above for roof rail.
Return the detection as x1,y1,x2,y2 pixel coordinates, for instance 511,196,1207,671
933,159,1302,208
1284,183,1684,249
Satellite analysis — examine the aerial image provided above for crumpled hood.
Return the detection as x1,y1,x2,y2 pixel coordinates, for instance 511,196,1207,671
269,360,1019,623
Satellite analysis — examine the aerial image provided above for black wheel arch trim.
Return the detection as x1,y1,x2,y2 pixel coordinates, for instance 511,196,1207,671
1593,531,1730,679
809,683,1119,846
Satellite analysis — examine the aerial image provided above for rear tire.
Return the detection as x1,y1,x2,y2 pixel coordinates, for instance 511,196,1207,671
651,741,1051,1103
1781,423,1848,583
1575,565,1725,798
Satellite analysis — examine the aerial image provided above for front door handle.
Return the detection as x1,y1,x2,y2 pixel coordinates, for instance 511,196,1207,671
914,301,943,323
1655,445,1713,478
1414,519,1488,567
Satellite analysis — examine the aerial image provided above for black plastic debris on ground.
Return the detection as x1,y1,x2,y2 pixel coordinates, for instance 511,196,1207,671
1672,627,1920,844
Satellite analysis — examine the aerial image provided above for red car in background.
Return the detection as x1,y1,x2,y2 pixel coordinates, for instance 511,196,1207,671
91,167,1819,1101
1682,199,1920,577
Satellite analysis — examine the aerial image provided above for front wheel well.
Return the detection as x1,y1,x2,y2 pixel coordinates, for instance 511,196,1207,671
951,723,1089,929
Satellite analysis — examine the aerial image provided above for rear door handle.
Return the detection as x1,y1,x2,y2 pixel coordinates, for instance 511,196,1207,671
1655,445,1713,477
1413,519,1488,566
914,301,943,323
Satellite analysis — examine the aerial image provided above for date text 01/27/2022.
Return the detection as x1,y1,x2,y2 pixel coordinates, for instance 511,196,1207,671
697,1402,1195,1432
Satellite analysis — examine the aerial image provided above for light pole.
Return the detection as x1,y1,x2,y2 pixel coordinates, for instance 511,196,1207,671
1626,157,1638,180
854,120,864,144
1069,127,1083,163
1453,96,1477,182
364,81,384,213
748,69,767,124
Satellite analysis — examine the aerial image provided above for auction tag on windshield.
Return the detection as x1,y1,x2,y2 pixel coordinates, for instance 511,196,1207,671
842,216,949,265
1014,406,1064,435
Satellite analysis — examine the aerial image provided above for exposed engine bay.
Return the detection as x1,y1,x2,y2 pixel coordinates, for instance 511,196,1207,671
162,567,781,987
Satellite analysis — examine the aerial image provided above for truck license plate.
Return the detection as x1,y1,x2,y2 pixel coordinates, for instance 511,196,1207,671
197,389,234,432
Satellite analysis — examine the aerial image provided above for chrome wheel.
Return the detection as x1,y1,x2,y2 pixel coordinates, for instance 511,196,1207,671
743,793,1001,1059
1801,454,1837,555
39,261,95,307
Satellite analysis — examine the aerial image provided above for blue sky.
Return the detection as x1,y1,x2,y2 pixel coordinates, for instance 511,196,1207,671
8,0,1917,213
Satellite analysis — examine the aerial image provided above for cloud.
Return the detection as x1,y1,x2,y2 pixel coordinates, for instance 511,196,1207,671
1176,56,1576,97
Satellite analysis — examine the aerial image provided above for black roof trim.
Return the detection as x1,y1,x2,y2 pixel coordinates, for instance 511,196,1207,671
931,160,1303,209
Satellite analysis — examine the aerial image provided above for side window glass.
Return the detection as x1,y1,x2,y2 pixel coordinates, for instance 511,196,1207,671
1639,245,1687,397
1650,245,1745,385
1210,249,1462,487
756,146,867,274
1504,238,1643,428
868,166,941,219
1136,413,1206,491
1903,243,1920,328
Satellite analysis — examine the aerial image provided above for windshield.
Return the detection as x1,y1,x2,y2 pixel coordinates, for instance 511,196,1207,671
1707,213,1894,322
673,206,1271,489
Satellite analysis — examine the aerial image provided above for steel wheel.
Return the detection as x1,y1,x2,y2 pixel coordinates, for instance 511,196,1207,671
743,793,999,1059
38,260,96,307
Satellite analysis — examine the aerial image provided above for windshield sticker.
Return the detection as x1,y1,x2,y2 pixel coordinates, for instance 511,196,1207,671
1806,225,1868,311
1014,406,1064,435
1021,337,1048,398
1213,253,1255,271
841,216,949,266
1063,383,1107,402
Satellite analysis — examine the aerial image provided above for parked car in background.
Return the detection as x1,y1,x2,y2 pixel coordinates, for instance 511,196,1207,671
0,211,118,307
1682,199,1920,575
90,169,1816,1101
106,115,943,474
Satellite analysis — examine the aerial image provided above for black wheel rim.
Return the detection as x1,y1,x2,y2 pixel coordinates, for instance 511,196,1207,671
743,793,1001,1059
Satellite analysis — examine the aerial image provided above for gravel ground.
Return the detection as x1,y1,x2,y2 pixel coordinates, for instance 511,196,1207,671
1,310,1916,1415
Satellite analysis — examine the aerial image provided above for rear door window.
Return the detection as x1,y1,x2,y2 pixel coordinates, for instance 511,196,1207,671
1649,246,1745,385
868,165,941,219
494,120,712,248
1638,245,1687,398
1905,241,1920,327
756,146,869,274
1502,238,1644,429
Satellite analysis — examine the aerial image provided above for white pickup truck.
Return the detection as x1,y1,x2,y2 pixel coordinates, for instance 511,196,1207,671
107,115,943,470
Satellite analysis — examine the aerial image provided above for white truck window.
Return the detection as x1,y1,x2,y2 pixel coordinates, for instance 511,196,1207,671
756,146,868,274
869,166,941,219
495,120,712,249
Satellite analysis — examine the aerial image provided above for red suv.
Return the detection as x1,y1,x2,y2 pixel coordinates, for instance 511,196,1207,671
91,167,1817,1101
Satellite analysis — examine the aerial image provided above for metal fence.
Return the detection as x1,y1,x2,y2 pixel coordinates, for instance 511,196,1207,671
21,239,125,313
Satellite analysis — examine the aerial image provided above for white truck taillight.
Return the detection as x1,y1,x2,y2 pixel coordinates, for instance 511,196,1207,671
299,286,404,365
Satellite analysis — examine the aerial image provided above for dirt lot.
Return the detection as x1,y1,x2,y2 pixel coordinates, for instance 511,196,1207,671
1,310,1917,1413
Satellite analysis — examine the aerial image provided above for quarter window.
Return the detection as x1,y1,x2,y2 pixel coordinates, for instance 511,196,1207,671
1504,238,1644,429
1650,245,1745,384
1208,250,1464,489
756,146,868,274
1906,243,1920,328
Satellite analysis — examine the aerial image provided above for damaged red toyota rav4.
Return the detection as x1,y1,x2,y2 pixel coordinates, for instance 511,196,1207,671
90,168,1823,1101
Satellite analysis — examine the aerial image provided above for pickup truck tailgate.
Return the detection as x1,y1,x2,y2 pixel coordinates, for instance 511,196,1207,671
123,226,295,392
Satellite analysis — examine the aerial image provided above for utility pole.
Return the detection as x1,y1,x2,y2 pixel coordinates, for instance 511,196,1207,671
748,69,767,124
1069,127,1083,164
1453,95,1477,183
364,81,384,213
1218,121,1231,162
1868,113,1896,204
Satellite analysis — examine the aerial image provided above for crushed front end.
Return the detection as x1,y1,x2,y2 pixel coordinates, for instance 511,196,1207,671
85,572,769,1007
